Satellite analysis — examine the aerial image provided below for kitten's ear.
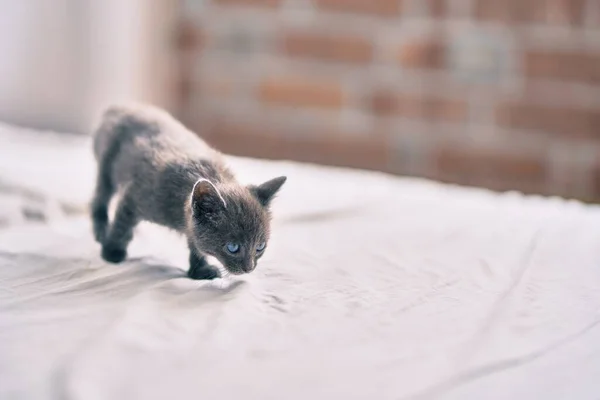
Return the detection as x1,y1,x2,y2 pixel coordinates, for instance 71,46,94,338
249,176,287,207
191,179,226,217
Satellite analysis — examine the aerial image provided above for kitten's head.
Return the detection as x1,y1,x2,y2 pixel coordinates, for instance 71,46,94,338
189,176,286,275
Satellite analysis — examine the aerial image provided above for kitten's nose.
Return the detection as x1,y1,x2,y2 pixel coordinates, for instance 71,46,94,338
242,260,255,273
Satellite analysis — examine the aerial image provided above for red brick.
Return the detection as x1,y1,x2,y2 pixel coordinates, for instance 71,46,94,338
283,32,374,64
397,38,445,69
428,0,446,17
314,0,402,16
475,0,584,25
432,145,548,192
525,51,600,84
538,0,584,25
371,91,467,122
214,0,280,7
204,118,391,171
496,103,600,138
283,134,390,172
475,0,529,23
174,21,203,51
259,76,345,109
204,119,286,159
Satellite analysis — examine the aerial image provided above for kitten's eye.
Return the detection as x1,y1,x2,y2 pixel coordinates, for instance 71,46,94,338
256,242,266,252
226,243,240,254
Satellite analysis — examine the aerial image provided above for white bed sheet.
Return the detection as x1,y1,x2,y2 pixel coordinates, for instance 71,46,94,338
1,123,600,400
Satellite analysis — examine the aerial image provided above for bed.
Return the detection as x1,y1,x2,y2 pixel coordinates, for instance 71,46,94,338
1,122,599,400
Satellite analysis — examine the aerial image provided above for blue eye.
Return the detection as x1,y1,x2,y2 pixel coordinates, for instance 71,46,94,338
226,243,240,254
256,242,266,252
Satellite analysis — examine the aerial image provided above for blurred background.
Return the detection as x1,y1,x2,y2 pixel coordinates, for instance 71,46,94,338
1,0,599,201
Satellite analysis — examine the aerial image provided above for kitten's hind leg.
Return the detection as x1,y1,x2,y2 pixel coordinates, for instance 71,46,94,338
91,165,115,243
188,248,221,280
101,194,138,263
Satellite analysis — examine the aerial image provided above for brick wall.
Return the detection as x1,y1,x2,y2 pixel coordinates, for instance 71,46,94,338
174,0,600,201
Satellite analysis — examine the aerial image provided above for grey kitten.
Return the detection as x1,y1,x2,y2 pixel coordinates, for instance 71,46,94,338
90,104,286,279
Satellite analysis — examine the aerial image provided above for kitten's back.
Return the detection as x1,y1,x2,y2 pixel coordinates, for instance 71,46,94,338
93,103,215,162
92,103,233,230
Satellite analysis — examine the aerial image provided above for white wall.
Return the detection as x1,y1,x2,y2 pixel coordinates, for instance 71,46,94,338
0,0,177,134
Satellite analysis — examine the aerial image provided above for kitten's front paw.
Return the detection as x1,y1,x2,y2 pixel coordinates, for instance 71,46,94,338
101,245,127,263
188,264,221,280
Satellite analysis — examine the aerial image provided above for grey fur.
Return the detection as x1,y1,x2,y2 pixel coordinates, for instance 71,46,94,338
90,104,286,279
